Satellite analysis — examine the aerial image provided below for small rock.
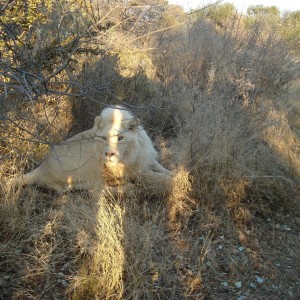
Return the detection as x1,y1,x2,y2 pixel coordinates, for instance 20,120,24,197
61,280,68,287
255,276,264,284
206,261,212,267
234,281,242,288
218,245,223,250
221,282,228,287
249,282,256,288
238,246,244,252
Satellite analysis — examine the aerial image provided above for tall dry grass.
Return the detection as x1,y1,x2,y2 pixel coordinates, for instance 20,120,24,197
0,173,189,298
152,18,300,216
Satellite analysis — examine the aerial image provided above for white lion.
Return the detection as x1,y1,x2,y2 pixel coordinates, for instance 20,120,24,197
18,105,172,194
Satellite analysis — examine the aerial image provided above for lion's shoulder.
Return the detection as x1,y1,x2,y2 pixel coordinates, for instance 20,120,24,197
48,128,97,159
65,128,96,143
124,127,158,168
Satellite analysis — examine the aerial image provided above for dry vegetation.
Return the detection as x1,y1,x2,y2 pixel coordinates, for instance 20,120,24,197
1,1,300,299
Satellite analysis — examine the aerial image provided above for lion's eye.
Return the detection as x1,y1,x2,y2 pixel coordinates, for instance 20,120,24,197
102,137,107,141
118,136,124,141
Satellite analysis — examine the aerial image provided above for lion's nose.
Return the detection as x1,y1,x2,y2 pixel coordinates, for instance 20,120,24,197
105,152,115,158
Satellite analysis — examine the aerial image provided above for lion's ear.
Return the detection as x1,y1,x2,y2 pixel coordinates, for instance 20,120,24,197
94,116,103,129
128,118,139,131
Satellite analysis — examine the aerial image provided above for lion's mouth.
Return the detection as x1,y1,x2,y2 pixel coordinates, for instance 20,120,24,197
105,157,119,164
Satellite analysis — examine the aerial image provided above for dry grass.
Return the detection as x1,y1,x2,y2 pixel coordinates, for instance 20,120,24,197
170,92,300,213
1,134,299,299
0,174,187,299
1,7,300,300
68,195,125,299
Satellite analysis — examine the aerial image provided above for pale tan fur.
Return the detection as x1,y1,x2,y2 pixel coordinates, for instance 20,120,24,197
19,105,172,194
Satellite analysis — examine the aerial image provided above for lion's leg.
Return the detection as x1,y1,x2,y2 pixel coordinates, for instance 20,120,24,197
17,168,66,194
151,160,173,176
19,169,39,186
139,170,173,194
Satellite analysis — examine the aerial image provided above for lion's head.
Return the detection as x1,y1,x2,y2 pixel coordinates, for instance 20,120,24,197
93,106,140,167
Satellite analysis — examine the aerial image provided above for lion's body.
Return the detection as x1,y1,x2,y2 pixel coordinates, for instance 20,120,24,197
20,129,104,193
19,105,172,194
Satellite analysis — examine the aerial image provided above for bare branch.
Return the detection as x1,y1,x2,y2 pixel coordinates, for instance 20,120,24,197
6,118,51,145
187,0,224,15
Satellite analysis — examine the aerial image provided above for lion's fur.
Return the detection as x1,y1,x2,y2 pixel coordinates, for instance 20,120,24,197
19,128,105,193
19,105,172,194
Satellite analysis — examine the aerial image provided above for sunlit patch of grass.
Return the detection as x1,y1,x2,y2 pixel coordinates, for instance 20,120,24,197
167,167,195,231
69,196,125,299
